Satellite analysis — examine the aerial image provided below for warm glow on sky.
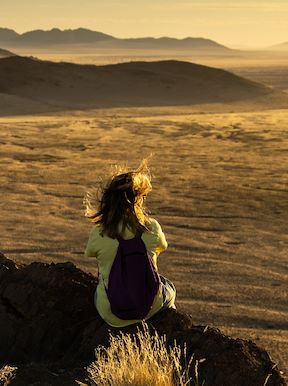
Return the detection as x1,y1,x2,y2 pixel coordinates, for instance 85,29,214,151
1,0,288,48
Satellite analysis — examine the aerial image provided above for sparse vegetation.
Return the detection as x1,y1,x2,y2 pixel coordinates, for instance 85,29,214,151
87,323,201,386
87,325,275,386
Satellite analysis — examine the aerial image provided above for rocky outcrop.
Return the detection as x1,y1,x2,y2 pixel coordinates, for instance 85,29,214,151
0,252,286,386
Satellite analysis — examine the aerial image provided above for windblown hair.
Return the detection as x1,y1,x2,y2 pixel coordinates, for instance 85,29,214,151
84,159,152,238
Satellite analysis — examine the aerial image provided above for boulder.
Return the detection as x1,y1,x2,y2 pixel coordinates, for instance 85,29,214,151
0,253,285,386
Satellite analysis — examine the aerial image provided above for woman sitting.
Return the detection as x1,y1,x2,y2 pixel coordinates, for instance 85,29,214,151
85,159,176,327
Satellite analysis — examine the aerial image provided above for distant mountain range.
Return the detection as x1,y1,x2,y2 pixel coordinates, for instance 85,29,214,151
0,27,231,52
0,28,114,44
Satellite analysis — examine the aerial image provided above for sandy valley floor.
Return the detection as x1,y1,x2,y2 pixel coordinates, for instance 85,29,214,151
0,106,287,378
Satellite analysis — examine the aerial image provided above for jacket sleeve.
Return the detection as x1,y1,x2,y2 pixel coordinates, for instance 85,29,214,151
152,219,168,255
85,226,99,258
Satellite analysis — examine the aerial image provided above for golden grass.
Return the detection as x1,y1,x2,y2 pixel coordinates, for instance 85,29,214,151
87,322,275,386
87,323,199,386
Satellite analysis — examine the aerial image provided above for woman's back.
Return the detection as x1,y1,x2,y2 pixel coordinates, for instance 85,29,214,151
85,218,167,327
84,159,176,327
85,218,167,279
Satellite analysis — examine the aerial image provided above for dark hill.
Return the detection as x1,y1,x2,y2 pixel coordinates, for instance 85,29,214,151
0,47,15,57
0,56,284,113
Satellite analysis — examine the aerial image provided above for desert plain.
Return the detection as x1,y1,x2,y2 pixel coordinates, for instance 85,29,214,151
0,51,287,380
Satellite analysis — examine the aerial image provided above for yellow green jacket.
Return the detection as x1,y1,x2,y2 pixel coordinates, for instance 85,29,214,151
85,218,168,327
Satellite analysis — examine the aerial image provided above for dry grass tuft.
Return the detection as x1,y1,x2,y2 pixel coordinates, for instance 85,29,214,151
87,323,197,386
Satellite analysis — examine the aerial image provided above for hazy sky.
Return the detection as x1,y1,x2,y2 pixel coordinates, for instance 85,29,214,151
1,0,287,48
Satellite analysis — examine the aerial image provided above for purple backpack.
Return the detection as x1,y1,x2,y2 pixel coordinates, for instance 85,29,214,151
106,230,160,320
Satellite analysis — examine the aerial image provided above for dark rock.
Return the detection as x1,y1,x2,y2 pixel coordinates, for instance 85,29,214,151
0,254,286,386
0,252,18,279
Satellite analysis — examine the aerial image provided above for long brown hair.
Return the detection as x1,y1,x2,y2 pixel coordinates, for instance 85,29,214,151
84,159,152,238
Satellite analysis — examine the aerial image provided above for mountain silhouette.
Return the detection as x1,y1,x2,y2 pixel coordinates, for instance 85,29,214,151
0,27,231,51
20,28,115,44
0,27,19,41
